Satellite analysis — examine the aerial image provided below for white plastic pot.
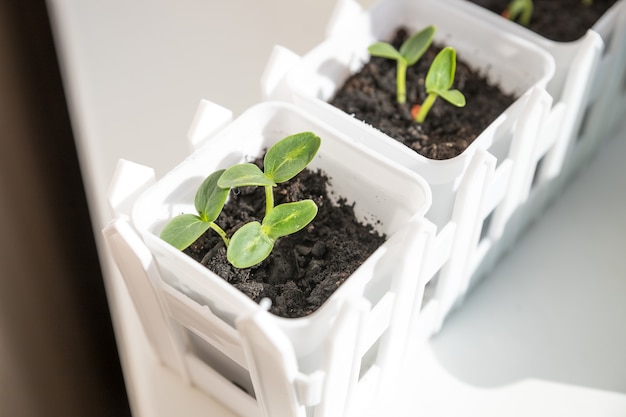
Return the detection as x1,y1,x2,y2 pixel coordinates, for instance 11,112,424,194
103,101,437,417
438,0,626,329
262,0,557,321
263,0,555,230
442,0,626,185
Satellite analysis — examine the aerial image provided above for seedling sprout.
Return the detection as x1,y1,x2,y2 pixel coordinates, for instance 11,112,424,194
412,47,466,123
368,25,436,103
160,132,320,268
503,0,592,26
502,0,534,26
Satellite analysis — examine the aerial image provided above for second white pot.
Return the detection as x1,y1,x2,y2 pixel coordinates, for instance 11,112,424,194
263,0,555,230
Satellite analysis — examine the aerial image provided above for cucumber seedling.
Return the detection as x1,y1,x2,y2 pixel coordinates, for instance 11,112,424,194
502,0,534,26
502,0,591,27
412,46,466,123
160,132,321,268
368,25,436,103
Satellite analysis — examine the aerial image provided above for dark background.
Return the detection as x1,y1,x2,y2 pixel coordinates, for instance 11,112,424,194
0,1,131,415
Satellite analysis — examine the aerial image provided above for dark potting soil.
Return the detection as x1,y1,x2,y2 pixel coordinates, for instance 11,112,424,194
183,163,385,319
329,28,516,160
468,0,619,42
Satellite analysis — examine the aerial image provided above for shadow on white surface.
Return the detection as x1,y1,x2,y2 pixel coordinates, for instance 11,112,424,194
429,121,626,395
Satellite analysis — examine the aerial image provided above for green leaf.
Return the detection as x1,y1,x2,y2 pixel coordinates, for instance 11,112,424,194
264,132,321,183
367,42,404,62
262,200,318,239
399,25,435,66
195,169,229,222
439,89,466,107
414,46,465,123
425,47,457,94
227,222,275,268
218,163,275,188
160,214,211,250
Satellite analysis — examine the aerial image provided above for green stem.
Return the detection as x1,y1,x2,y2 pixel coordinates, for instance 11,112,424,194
397,60,407,104
264,185,274,217
209,222,230,246
520,0,533,26
507,0,533,26
415,93,438,123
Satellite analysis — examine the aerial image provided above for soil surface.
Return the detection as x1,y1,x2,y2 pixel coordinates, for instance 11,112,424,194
329,28,516,160
184,162,385,318
468,0,619,42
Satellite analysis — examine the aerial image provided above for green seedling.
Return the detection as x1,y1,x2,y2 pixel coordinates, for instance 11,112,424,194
368,25,436,104
502,0,591,26
160,132,321,268
502,0,533,26
503,0,591,26
412,47,466,123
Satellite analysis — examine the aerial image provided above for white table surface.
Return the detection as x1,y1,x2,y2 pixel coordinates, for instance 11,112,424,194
46,1,626,415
